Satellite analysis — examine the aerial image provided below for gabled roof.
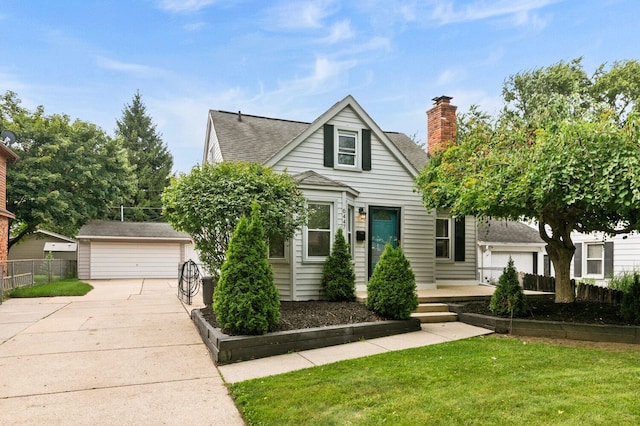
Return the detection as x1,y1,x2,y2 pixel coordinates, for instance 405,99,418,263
36,229,76,243
295,170,359,196
207,111,309,164
206,95,429,175
77,220,191,241
477,219,545,245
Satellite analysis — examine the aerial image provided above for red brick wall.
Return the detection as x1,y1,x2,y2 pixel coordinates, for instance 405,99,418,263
427,96,457,156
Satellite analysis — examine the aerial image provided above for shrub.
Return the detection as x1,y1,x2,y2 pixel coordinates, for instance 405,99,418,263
620,274,640,324
213,202,280,335
366,243,418,320
489,257,527,317
321,228,356,302
608,271,639,293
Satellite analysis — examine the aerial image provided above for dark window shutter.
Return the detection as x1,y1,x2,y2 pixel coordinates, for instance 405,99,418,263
323,124,334,167
362,128,371,171
532,252,538,275
454,217,465,262
544,255,550,277
574,243,582,278
604,241,614,276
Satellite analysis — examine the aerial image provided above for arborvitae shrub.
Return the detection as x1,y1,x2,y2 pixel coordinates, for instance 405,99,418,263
213,202,280,335
366,243,418,320
489,257,527,316
620,274,640,324
321,228,356,302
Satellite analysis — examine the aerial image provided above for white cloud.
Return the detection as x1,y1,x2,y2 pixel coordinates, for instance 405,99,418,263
157,0,217,13
95,56,161,75
429,0,559,27
184,22,206,31
321,19,355,44
267,0,339,30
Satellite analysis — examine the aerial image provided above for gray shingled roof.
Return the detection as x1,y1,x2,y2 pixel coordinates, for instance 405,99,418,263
294,170,358,193
209,110,429,172
477,219,545,244
77,220,191,240
210,111,308,164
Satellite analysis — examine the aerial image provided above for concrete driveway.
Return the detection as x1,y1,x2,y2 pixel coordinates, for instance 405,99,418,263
0,279,243,425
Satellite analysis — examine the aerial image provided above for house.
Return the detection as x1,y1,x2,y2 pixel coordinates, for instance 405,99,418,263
570,232,623,283
9,229,77,261
0,139,18,263
76,220,200,279
203,95,478,301
477,219,546,283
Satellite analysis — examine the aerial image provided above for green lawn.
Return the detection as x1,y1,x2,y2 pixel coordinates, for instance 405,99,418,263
8,278,93,298
230,336,640,425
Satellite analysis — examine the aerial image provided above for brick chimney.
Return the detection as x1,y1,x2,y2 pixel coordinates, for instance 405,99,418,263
427,96,457,156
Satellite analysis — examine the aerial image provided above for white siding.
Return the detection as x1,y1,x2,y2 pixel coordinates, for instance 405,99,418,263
77,240,90,280
435,217,478,284
271,262,292,300
90,242,181,279
272,106,437,299
571,231,640,280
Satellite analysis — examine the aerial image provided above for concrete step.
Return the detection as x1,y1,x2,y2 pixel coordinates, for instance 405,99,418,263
411,311,458,323
414,303,450,313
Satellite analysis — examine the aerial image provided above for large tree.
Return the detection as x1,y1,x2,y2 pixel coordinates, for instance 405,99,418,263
162,161,308,279
116,91,173,221
1,91,135,248
416,59,640,303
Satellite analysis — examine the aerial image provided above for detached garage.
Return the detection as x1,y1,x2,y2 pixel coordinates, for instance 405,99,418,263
77,220,197,279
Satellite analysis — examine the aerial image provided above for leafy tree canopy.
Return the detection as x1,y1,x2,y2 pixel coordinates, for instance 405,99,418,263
162,161,308,278
115,91,173,221
2,91,135,248
416,58,640,303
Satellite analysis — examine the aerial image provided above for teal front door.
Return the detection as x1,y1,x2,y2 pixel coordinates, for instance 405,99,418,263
369,207,400,277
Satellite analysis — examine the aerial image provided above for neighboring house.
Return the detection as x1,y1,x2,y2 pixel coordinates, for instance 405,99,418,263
8,229,77,261
203,95,478,301
76,220,200,279
0,140,18,263
570,232,623,283
477,219,546,283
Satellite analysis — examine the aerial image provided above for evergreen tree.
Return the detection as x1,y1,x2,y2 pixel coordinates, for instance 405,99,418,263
213,202,280,335
116,91,173,221
366,243,418,320
489,257,528,317
321,228,356,301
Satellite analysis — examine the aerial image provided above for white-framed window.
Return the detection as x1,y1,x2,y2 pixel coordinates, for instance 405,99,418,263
436,217,451,259
306,202,332,259
336,129,359,168
586,243,604,276
268,235,288,262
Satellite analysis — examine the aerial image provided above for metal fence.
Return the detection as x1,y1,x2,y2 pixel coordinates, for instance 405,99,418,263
1,259,77,293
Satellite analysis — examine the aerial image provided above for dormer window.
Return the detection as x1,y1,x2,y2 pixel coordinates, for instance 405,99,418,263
337,130,357,167
323,124,372,171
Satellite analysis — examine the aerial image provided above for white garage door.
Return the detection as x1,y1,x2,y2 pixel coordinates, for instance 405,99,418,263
492,252,535,275
90,242,181,279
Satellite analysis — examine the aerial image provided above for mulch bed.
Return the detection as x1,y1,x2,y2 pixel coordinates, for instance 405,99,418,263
461,299,630,325
198,301,386,335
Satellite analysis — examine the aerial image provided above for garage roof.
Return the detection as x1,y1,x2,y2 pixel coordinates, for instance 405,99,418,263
77,220,191,241
477,219,545,245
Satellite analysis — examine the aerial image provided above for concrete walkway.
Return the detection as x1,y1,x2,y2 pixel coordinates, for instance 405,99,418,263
217,321,493,383
0,279,244,425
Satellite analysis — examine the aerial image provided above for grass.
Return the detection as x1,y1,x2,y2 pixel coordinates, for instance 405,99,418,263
230,336,640,425
8,278,93,298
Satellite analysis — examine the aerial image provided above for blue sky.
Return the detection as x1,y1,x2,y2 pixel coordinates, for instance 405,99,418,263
2,0,639,173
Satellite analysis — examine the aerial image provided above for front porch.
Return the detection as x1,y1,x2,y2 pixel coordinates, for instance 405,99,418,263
357,284,554,304
357,285,555,323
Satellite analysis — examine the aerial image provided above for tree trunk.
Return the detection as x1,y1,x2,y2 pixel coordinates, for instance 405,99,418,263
538,218,576,303
550,250,575,303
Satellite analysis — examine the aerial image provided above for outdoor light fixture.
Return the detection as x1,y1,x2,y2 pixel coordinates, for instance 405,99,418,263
358,207,366,216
